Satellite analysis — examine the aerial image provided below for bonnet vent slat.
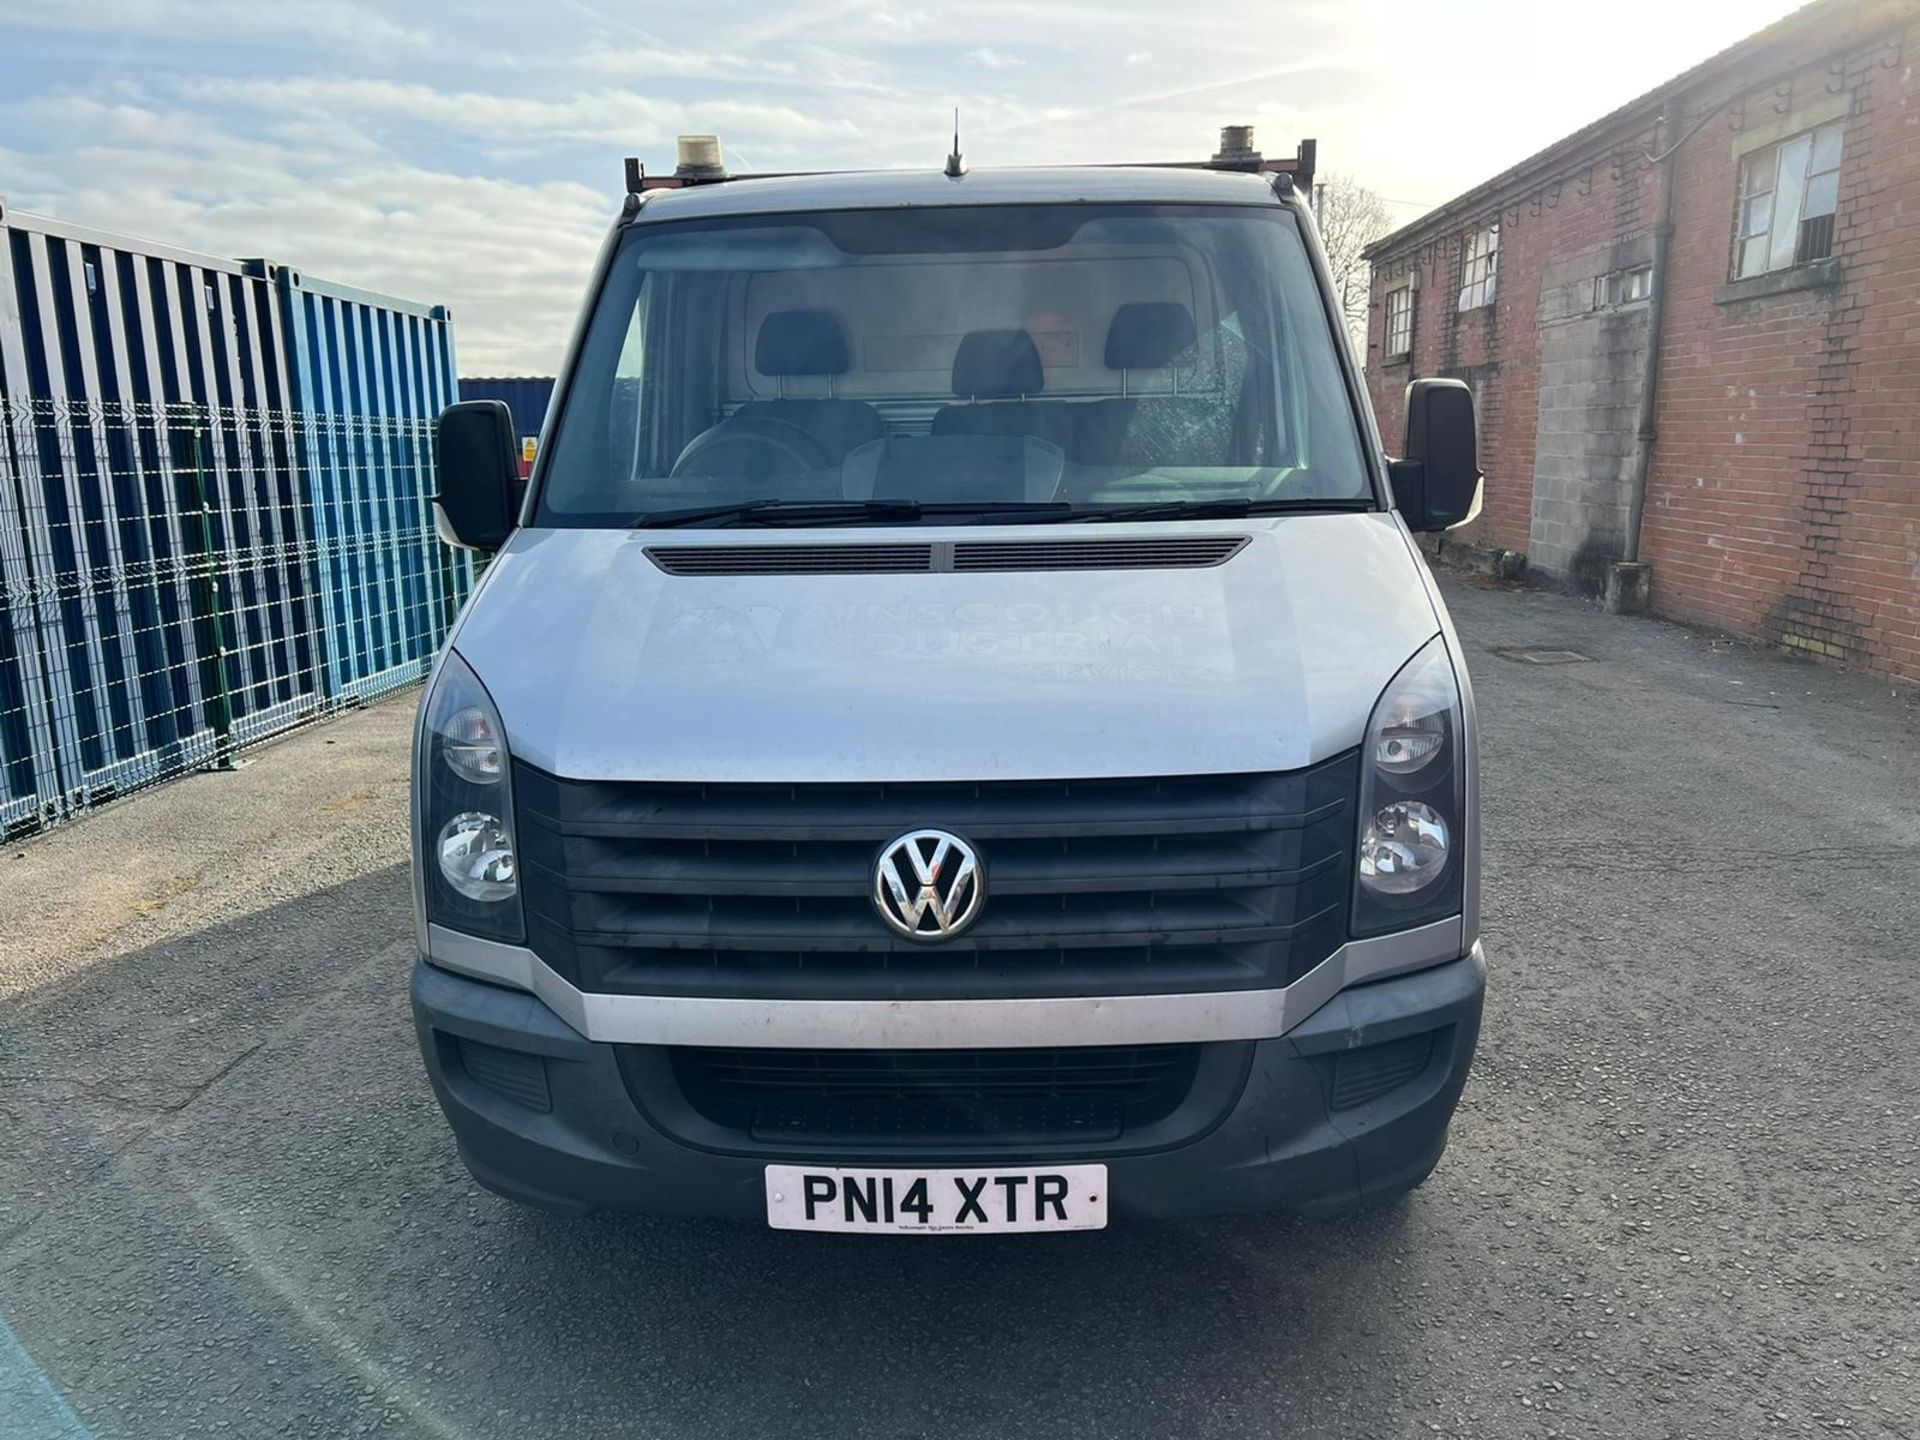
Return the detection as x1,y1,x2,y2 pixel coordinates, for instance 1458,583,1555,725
952,537,1247,571
646,545,934,576
646,536,1249,576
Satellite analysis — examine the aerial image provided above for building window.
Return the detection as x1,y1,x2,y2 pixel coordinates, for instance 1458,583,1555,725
1737,120,1843,278
1458,225,1499,310
1384,284,1414,359
1594,265,1653,308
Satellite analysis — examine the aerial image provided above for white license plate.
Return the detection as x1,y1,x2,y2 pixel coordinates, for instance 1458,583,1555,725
764,1163,1108,1234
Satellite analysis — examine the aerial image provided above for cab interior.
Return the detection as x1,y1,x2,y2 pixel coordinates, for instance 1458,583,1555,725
551,205,1364,519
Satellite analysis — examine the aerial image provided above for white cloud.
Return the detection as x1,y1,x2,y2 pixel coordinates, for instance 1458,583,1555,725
968,47,1023,69
561,43,735,79
716,0,926,50
0,0,426,50
563,42,850,86
185,76,856,151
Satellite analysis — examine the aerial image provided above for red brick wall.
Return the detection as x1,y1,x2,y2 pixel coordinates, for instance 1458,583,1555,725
1641,28,1920,679
1364,159,1653,555
1364,9,1920,683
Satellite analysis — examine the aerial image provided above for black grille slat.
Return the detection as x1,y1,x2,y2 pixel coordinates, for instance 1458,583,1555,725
529,843,1341,897
516,756,1356,1000
521,777,1341,842
564,894,1336,951
691,1047,1188,1097
748,1101,1124,1143
670,1044,1200,1145
539,809,1334,842
704,1063,1175,1092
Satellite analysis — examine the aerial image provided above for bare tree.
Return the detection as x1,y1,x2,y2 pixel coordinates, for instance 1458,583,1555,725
1313,176,1395,351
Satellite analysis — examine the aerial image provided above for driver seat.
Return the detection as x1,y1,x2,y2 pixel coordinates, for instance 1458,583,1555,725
735,309,885,463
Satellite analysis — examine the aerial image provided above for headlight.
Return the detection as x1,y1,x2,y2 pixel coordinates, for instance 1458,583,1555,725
416,651,524,942
1353,637,1465,935
438,812,518,901
1359,801,1450,892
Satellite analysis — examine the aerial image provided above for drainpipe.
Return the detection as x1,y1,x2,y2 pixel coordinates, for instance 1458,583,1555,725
1612,93,1682,614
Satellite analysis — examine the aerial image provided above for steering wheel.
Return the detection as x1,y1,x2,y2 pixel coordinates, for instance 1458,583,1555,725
670,415,831,480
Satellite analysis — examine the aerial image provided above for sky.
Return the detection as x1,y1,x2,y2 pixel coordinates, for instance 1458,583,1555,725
0,0,1806,375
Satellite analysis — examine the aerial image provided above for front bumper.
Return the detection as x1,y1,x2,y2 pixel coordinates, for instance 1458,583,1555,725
411,945,1485,1220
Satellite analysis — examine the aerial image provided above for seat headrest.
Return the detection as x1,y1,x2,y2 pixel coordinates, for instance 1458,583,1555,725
951,330,1044,399
1105,302,1197,370
756,309,852,376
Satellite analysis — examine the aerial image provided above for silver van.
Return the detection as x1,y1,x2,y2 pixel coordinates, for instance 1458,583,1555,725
412,141,1486,1233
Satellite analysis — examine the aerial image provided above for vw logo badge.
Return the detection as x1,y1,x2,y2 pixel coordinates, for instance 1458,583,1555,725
873,829,984,941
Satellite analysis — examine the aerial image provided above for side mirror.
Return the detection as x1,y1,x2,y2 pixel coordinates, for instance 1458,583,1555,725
433,400,520,552
1388,378,1483,532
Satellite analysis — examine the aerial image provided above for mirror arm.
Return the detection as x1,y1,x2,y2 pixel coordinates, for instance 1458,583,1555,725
1387,456,1426,529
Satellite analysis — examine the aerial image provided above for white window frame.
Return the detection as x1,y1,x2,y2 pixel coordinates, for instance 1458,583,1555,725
1458,225,1499,311
1736,119,1844,279
1383,278,1415,360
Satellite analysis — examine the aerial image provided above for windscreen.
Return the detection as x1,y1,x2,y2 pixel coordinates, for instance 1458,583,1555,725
538,203,1372,525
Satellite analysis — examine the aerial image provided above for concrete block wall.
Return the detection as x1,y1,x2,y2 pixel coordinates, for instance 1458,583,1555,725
1528,236,1653,584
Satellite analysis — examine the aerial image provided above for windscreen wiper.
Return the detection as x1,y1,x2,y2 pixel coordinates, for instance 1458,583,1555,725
993,496,1376,524
633,499,1074,528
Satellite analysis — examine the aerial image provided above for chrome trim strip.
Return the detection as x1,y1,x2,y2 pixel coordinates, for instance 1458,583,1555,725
426,925,542,991
424,916,1465,1049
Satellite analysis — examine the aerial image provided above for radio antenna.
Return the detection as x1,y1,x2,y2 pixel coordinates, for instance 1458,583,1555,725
944,108,966,178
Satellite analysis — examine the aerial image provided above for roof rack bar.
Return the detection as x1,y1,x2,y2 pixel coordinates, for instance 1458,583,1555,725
619,131,1316,199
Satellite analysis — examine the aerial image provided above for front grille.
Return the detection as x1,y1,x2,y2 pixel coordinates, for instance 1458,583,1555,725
457,1037,552,1112
668,1044,1199,1144
515,755,1357,1001
1330,1032,1435,1109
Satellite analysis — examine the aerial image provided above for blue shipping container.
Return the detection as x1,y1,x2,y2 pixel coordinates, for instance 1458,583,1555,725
457,376,554,446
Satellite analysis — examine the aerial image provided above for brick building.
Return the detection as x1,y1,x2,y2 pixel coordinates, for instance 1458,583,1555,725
1363,0,1920,681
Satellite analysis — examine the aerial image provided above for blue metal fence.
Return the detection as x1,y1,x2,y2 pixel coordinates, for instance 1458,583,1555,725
271,266,469,704
0,202,471,836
